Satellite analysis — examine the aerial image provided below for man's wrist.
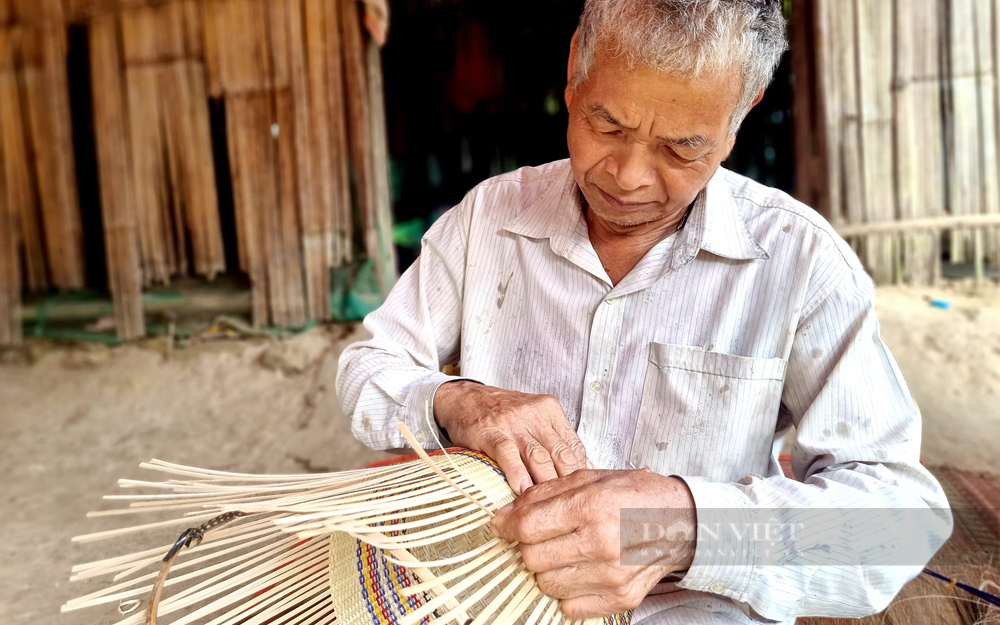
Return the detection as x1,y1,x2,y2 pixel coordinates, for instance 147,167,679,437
432,379,479,432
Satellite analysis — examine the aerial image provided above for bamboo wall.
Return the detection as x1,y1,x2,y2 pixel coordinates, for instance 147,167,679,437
795,0,1000,285
0,0,396,345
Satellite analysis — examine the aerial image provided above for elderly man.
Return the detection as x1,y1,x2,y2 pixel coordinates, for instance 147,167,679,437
337,1,952,623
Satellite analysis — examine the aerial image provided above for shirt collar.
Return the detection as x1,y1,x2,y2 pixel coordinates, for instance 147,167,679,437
502,163,769,267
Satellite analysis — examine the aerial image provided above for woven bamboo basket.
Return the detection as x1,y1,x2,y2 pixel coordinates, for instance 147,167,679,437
62,425,632,625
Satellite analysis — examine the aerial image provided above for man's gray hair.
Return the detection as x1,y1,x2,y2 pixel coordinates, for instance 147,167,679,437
572,0,787,135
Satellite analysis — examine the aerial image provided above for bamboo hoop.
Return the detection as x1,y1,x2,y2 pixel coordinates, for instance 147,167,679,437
63,423,631,625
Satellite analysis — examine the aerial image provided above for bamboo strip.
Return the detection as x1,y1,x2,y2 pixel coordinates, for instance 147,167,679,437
301,0,334,319
835,0,864,245
325,0,352,266
945,0,981,264
162,60,225,279
855,0,896,283
19,25,85,289
341,0,373,265
836,213,1000,236
977,0,1000,271
226,93,272,326
125,64,172,285
893,0,939,284
282,0,319,320
0,123,21,345
366,36,398,292
89,14,145,339
0,28,46,292
0,28,46,294
815,0,844,227
276,87,307,326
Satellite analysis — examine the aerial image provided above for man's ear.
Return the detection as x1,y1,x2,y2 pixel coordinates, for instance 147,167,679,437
726,87,767,149
735,87,766,128
565,29,580,108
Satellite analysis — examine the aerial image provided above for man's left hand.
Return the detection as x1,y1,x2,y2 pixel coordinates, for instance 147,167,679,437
490,468,697,619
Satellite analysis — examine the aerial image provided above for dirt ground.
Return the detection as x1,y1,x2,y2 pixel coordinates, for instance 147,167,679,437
1,282,998,625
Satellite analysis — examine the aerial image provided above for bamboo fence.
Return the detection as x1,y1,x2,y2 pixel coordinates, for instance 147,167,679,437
795,0,1000,284
0,0,396,345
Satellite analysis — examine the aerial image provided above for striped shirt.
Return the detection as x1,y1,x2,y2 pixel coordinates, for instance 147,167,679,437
337,159,952,624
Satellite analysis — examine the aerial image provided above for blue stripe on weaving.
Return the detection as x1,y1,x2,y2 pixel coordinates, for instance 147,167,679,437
356,540,380,625
449,450,505,478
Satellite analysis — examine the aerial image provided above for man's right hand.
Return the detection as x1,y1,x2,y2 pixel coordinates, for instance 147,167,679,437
433,381,590,495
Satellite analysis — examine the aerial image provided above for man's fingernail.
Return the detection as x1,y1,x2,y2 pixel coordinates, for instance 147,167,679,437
519,477,533,494
498,502,514,514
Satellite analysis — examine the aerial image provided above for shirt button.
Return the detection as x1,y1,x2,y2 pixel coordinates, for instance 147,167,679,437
589,380,603,393
604,297,619,306
709,581,727,594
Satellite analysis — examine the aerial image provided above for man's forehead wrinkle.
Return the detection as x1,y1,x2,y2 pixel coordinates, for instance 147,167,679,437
590,99,716,148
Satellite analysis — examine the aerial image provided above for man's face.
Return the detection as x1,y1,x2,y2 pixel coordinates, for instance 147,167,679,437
565,47,742,229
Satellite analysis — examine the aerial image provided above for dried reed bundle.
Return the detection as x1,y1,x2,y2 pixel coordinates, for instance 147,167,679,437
0,26,47,294
63,424,631,625
89,15,145,340
0,122,21,345
120,2,224,285
17,24,85,290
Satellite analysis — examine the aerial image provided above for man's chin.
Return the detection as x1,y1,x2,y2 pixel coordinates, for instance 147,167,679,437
587,203,663,229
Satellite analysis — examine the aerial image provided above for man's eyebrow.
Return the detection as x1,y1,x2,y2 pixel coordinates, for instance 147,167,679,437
588,104,713,149
662,134,713,150
587,105,623,126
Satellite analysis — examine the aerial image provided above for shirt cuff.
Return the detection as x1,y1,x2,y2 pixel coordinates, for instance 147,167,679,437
401,372,480,449
672,475,758,604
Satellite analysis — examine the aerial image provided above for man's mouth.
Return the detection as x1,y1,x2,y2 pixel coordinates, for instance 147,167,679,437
596,186,657,211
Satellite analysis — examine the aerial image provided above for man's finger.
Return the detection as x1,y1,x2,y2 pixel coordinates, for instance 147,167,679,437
559,593,624,619
534,565,613,600
511,468,600,511
520,438,559,485
491,490,581,543
541,422,589,476
518,531,590,573
480,431,533,496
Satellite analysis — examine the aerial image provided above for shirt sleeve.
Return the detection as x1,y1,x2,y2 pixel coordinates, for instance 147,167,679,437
336,191,478,451
674,265,954,622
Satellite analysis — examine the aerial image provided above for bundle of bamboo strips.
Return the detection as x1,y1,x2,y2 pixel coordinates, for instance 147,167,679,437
89,14,145,340
855,0,895,284
0,27,47,293
0,26,23,345
1,0,398,345
17,25,85,289
202,0,394,328
119,1,224,285
893,0,945,285
800,0,999,285
0,12,86,345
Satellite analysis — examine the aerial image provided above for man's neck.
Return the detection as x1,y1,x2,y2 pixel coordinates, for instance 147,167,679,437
584,198,693,286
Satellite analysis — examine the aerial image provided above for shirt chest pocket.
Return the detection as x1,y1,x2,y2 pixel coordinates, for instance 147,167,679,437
629,342,787,483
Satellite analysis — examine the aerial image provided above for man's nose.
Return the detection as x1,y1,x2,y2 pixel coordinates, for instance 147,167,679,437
604,143,657,192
